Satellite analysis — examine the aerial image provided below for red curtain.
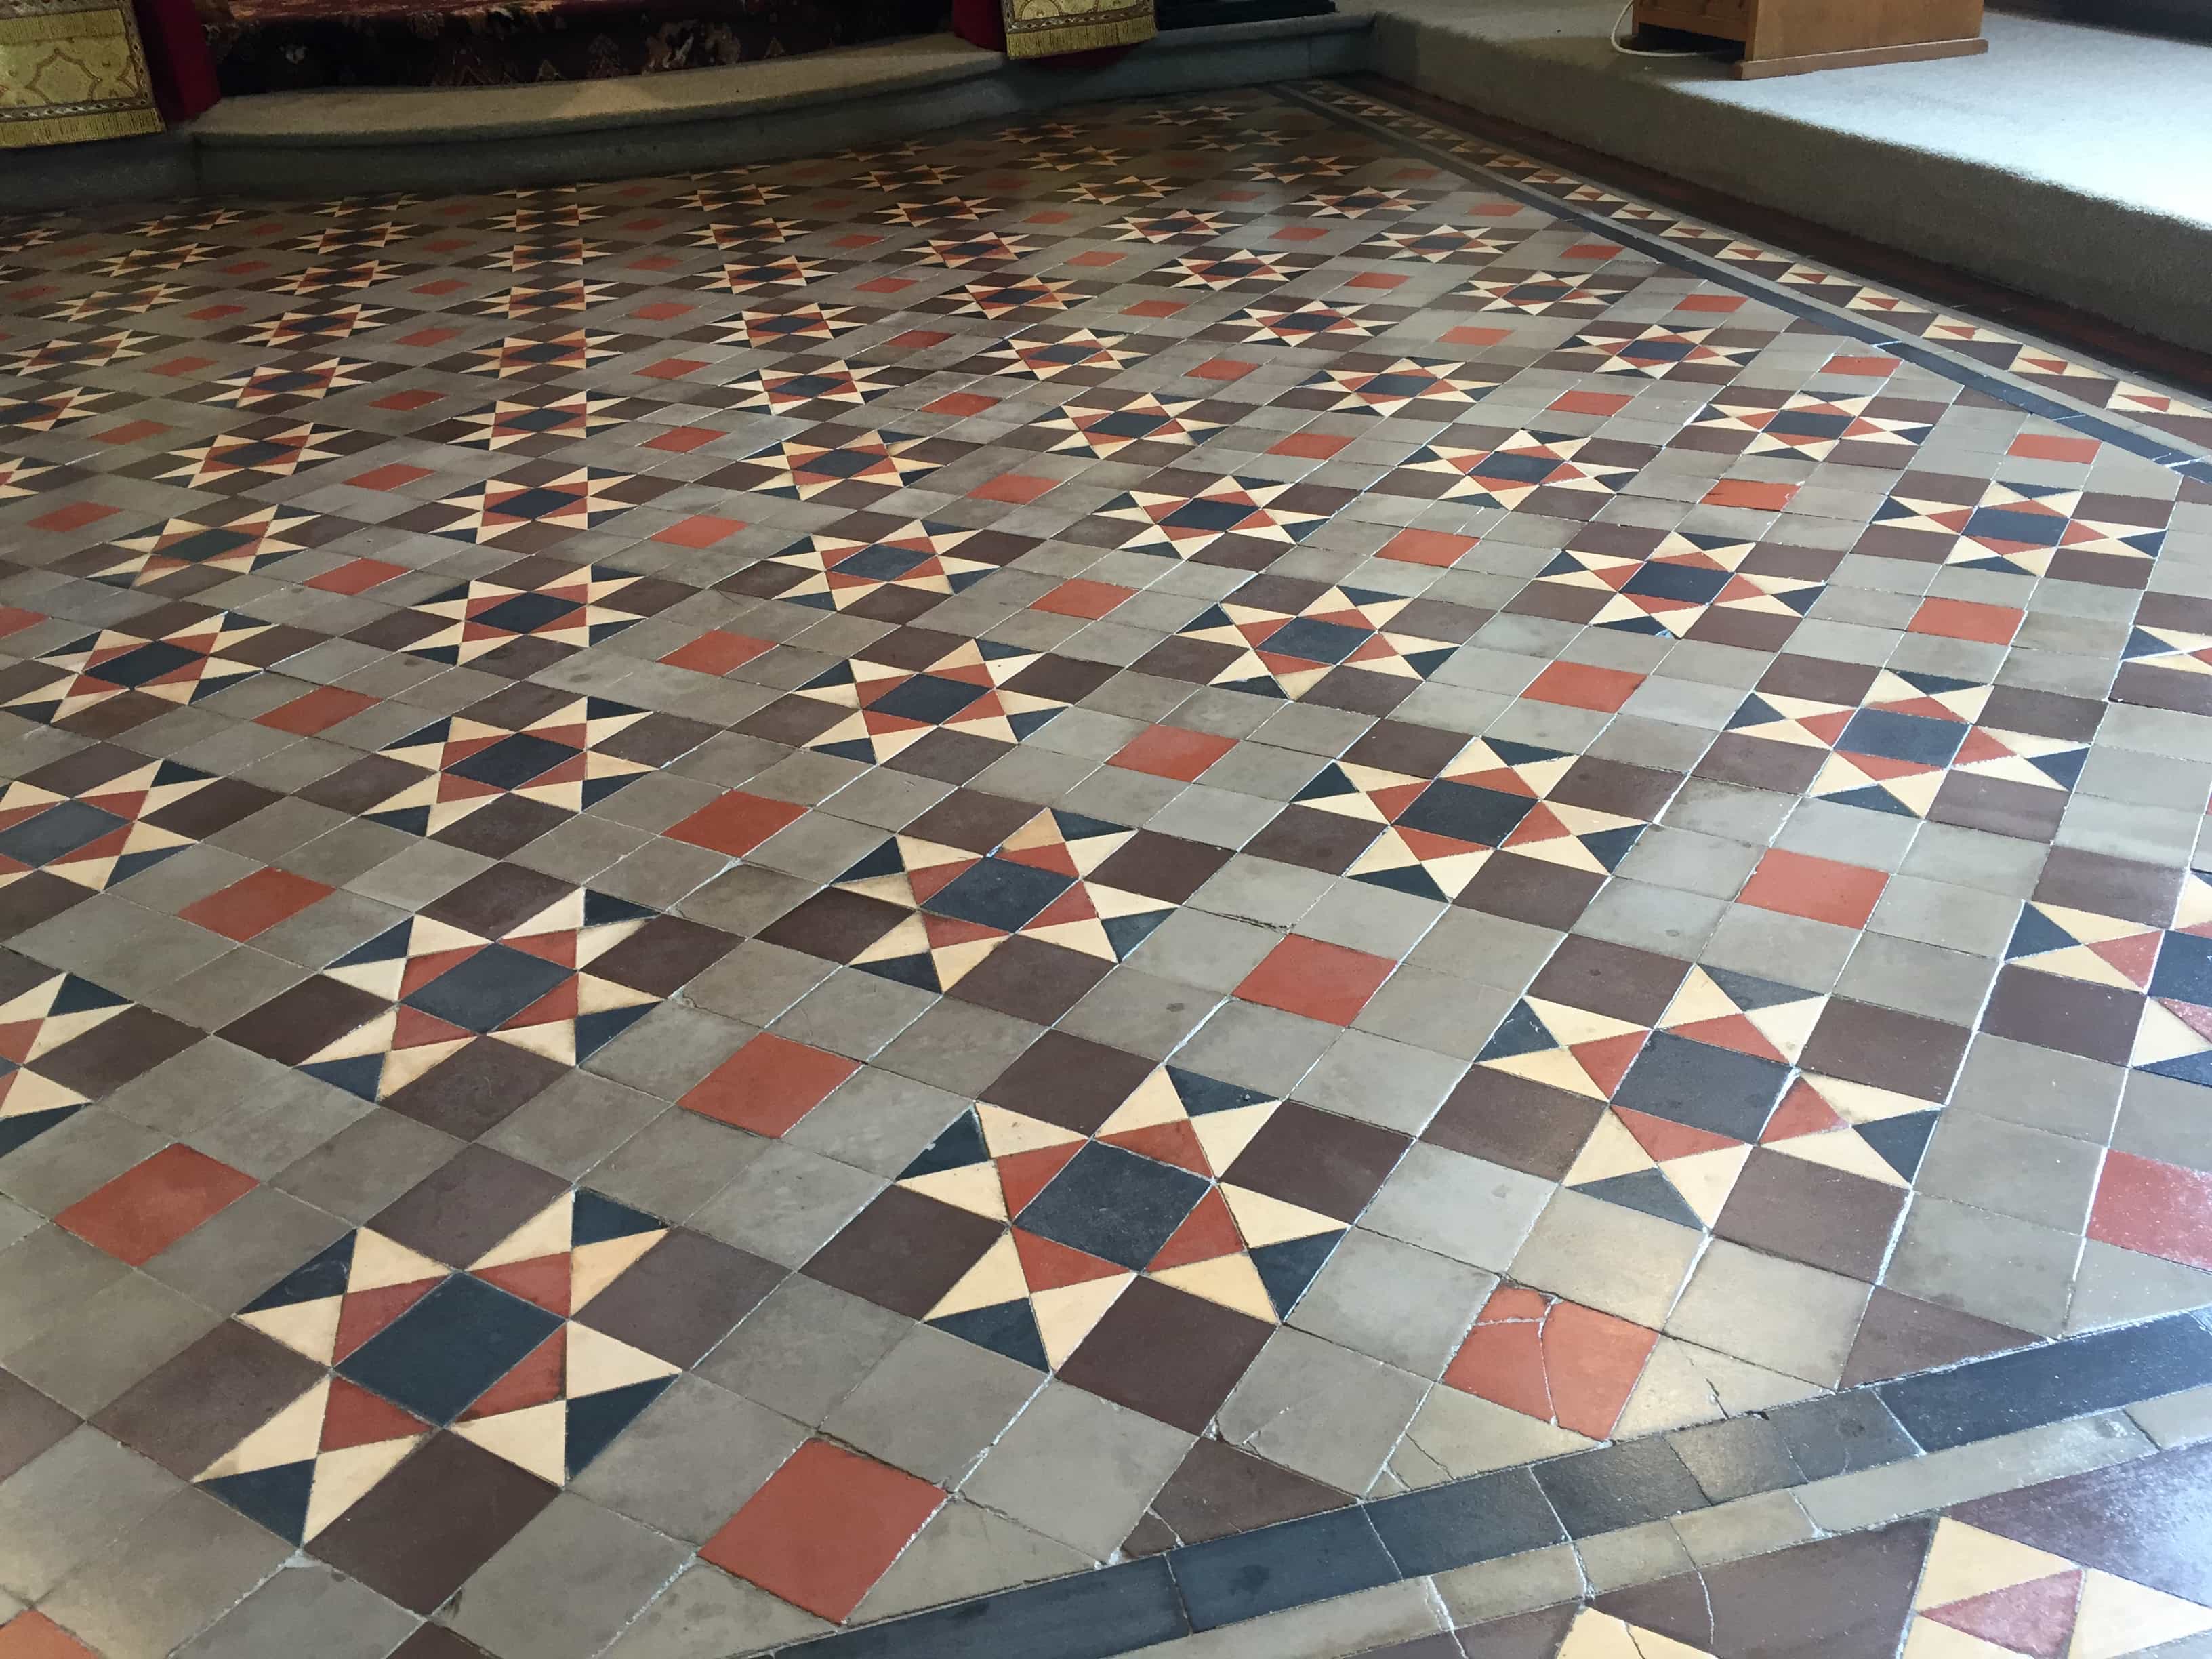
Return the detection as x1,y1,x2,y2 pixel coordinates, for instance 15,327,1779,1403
949,0,1006,49
133,0,222,121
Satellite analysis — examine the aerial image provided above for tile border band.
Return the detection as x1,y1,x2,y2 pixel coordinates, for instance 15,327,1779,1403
761,1309,2212,1656
1275,79,2212,480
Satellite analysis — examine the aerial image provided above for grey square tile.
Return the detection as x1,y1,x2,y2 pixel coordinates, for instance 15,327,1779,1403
821,1324,1044,1486
958,1380,1191,1557
1290,1227,1492,1379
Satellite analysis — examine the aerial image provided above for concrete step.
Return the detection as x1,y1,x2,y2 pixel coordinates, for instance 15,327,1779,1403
1342,0,2212,353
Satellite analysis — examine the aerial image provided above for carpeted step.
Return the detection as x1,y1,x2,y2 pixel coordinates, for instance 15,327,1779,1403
205,0,949,94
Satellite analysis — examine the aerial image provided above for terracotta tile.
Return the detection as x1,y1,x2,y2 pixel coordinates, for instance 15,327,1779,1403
1522,661,1643,712
1910,597,2024,644
1739,848,1889,928
1109,724,1236,781
256,685,378,735
652,514,747,548
1032,577,1135,618
700,1438,945,1622
1442,1286,1658,1438
0,1613,101,1659
2009,434,2099,462
58,1145,258,1265
180,868,335,941
663,790,806,857
1378,528,1477,567
682,1033,859,1136
1702,479,1798,510
2088,1150,2212,1271
660,629,773,673
1235,935,1396,1025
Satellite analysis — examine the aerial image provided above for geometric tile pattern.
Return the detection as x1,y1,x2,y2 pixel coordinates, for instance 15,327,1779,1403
1,77,2210,1659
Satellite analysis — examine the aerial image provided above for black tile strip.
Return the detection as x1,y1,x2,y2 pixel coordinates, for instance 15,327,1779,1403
1166,1504,1401,1631
1878,1309,2212,1452
1765,1391,1921,1480
1366,1467,1565,1577
1276,82,2212,472
766,1556,1189,1659
768,1307,2212,1659
1530,1437,1710,1539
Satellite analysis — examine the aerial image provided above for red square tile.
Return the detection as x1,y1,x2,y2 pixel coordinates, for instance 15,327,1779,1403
701,1439,945,1622
0,1612,101,1659
1442,1286,1658,1439
644,426,726,455
1111,724,1236,782
2009,433,2100,464
255,684,377,735
661,630,773,674
638,357,707,382
308,558,405,595
1738,848,1888,929
926,392,1000,417
1826,354,1900,378
2089,1151,2212,1271
1190,357,1256,382
1909,597,2022,645
30,503,116,533
1565,241,1622,259
57,1146,257,1266
887,329,951,349
665,790,806,857
152,352,218,375
1551,391,1633,417
411,278,466,295
1702,479,1799,511
1032,578,1134,619
1273,225,1328,243
1269,432,1351,460
682,1033,861,1136
1344,271,1407,291
182,867,334,941
856,276,916,295
1677,293,1746,314
630,300,693,321
651,514,747,547
1124,298,1185,319
970,473,1058,505
1442,325,1511,347
1523,661,1643,713
372,390,445,413
396,327,459,348
348,463,433,492
1067,250,1124,268
1379,528,1477,568
95,419,169,446
1236,935,1395,1026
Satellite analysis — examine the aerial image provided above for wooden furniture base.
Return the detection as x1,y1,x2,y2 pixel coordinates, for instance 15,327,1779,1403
1633,0,1987,78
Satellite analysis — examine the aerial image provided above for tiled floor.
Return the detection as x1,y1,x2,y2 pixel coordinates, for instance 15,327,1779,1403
1324,1434,2212,1659
0,76,2211,1659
